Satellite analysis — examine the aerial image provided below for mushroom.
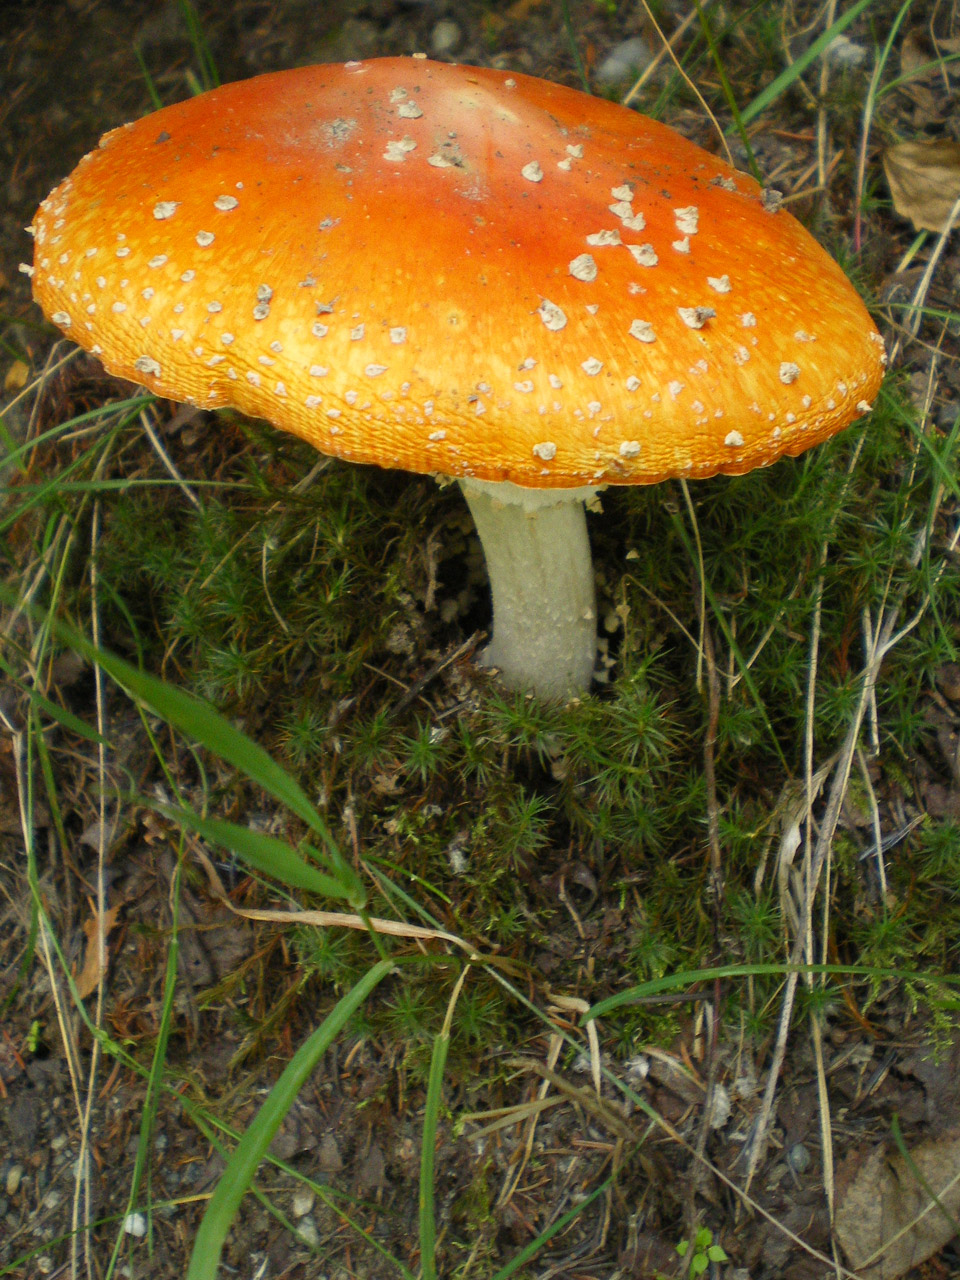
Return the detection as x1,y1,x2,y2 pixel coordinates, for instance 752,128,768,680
28,57,885,699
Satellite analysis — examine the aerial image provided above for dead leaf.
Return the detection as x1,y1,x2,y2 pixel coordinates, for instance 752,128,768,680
75,903,121,998
835,1131,960,1279
900,28,960,82
883,139,960,233
4,361,28,394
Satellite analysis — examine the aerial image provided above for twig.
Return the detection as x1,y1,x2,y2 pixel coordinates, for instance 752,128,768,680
139,406,202,510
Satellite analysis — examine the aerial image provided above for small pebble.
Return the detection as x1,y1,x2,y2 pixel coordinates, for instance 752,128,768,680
708,1083,732,1129
123,1211,148,1237
296,1217,320,1248
6,1165,23,1196
595,36,654,87
431,19,460,55
824,34,868,66
787,1141,812,1175
292,1187,316,1218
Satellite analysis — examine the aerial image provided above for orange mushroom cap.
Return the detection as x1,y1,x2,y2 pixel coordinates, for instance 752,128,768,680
30,57,884,490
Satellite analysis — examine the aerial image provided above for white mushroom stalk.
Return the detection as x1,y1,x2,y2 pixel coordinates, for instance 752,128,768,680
459,479,598,699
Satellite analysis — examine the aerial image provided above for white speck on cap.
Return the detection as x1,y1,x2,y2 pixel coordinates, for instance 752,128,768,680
312,321,329,338
214,194,239,211
678,306,716,330
514,380,534,393
586,229,621,246
626,244,658,267
668,380,684,398
398,101,423,119
538,299,567,331
196,230,215,247
134,355,161,376
795,330,817,342
708,275,731,293
365,363,388,377
548,373,562,389
533,441,557,460
148,255,167,268
51,310,72,326
521,160,543,182
566,144,584,158
350,324,364,340
674,206,699,234
581,357,603,376
672,236,690,254
626,375,641,391
611,183,634,201
619,440,641,457
383,136,417,162
153,201,179,220
629,319,656,343
116,246,130,258
724,430,744,447
569,254,597,282
857,400,872,413
779,362,800,385
390,327,407,344
741,312,757,327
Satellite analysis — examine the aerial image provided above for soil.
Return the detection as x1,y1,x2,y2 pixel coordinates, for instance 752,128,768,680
3,2,960,1279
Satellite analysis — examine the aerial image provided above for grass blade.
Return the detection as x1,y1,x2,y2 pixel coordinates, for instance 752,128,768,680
47,616,335,841
153,804,361,900
420,966,469,1280
185,958,394,1280
737,0,877,127
490,1175,613,1280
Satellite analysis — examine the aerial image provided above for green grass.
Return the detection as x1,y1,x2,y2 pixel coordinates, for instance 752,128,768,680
5,0,960,1275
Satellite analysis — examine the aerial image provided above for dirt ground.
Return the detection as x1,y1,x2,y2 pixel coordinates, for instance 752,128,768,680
3,1,960,1278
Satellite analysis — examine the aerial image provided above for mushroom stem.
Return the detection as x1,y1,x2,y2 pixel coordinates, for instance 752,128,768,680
458,478,598,699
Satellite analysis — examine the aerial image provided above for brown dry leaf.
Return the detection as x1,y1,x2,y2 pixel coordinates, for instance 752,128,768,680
883,139,960,232
835,1132,960,1279
900,28,960,82
505,0,546,18
4,360,28,393
74,903,121,999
